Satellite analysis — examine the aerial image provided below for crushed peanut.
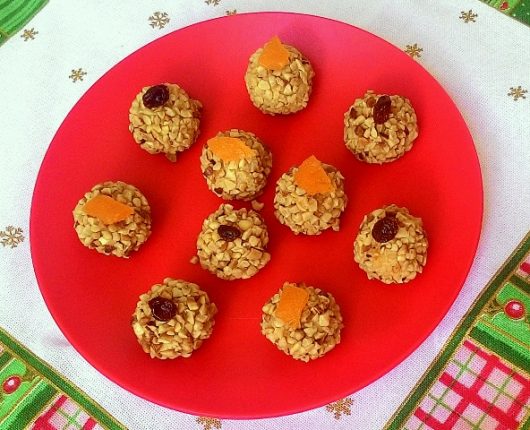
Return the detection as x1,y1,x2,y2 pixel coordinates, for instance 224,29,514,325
251,200,265,211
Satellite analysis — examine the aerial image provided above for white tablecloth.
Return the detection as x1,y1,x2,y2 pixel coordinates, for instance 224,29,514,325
1,0,529,428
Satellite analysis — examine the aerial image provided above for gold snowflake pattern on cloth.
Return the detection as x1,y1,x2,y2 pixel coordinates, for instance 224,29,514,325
20,28,38,41
148,11,170,29
404,44,423,59
225,9,236,15
205,0,220,5
508,86,528,101
326,397,353,419
196,417,222,430
0,226,25,248
69,68,87,83
459,10,478,23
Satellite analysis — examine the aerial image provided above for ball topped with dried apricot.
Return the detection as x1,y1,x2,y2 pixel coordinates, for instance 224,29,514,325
274,155,347,235
244,35,315,115
72,181,151,257
261,282,344,362
200,129,272,201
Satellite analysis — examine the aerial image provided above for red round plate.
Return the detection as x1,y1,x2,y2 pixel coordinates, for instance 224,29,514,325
30,12,482,418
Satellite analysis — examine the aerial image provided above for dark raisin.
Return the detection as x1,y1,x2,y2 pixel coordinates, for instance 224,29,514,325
142,85,170,109
373,95,392,125
218,225,241,241
148,297,176,322
372,216,399,243
203,166,213,177
214,187,223,195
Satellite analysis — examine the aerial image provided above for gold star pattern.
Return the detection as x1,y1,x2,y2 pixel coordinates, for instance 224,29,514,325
69,68,87,83
205,0,221,5
0,226,25,248
225,9,237,15
20,28,38,41
148,11,170,29
404,43,423,59
508,86,528,101
459,10,478,23
196,417,222,430
325,397,353,420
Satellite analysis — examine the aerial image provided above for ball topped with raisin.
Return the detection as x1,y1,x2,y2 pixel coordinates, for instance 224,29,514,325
353,204,428,284
344,90,418,164
129,83,202,162
196,204,271,280
131,278,217,359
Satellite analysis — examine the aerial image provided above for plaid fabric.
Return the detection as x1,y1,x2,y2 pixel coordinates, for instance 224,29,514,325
0,328,124,429
404,340,530,429
32,395,104,430
516,257,530,278
480,0,530,26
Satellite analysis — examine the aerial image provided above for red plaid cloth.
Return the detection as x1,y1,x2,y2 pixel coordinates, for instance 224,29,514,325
405,340,530,429
32,395,101,430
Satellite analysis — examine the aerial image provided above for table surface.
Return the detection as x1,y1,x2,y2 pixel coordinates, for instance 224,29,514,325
0,1,529,429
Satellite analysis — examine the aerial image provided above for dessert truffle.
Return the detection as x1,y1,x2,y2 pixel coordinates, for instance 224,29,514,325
261,282,343,362
200,129,272,201
131,278,217,359
274,155,347,235
73,181,151,257
129,83,202,161
344,91,418,164
196,204,271,280
353,204,428,283
245,36,315,115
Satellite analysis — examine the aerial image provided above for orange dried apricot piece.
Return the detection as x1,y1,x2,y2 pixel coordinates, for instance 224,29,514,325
82,194,134,225
208,136,256,162
275,284,309,329
294,155,334,195
258,36,290,71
